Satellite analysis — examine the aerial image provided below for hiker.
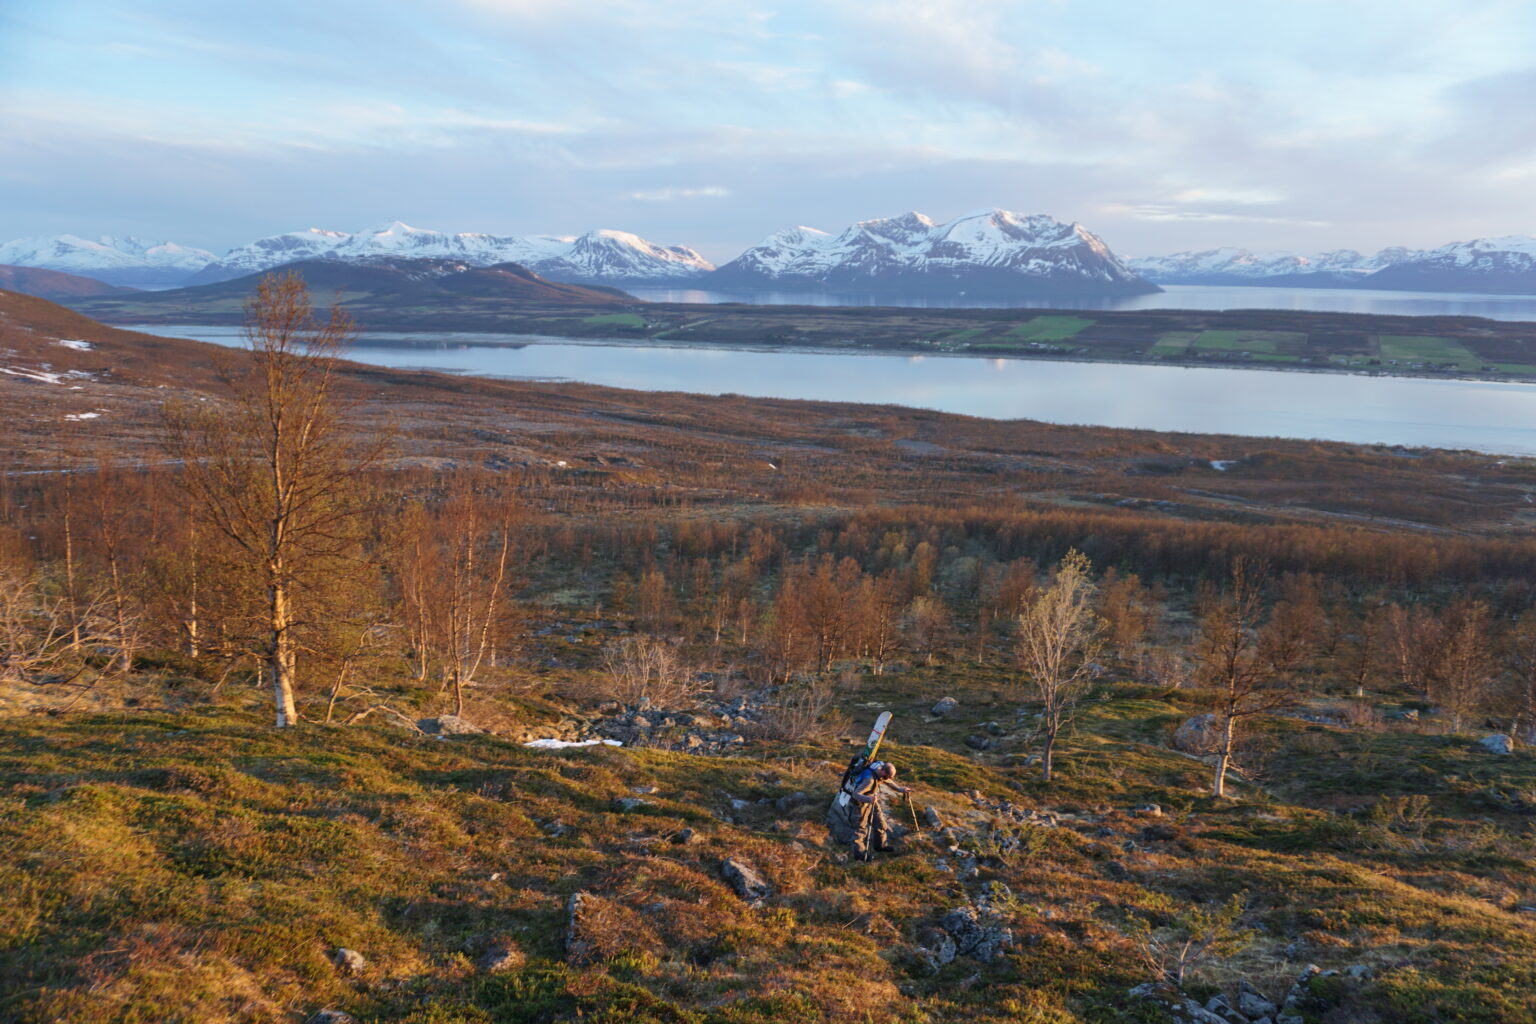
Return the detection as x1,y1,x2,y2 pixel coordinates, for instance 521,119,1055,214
845,760,910,861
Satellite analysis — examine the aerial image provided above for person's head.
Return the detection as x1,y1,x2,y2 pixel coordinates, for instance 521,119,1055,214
876,761,896,780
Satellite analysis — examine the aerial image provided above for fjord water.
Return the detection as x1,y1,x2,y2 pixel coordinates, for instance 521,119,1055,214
146,325,1536,456
627,283,1536,321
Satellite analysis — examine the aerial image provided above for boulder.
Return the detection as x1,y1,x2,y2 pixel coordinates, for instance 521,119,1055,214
672,827,701,845
1204,992,1247,1023
931,696,959,716
1479,733,1514,755
982,720,1007,737
331,948,366,976
613,797,650,812
418,715,484,736
1133,803,1163,817
721,857,773,904
964,734,995,751
938,905,1012,963
1174,714,1219,753
1236,981,1278,1019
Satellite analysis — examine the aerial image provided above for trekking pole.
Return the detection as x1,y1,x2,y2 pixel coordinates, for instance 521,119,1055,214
902,791,922,833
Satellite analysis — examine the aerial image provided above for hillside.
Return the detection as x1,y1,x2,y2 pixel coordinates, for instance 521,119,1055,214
8,293,1536,1023
0,266,136,300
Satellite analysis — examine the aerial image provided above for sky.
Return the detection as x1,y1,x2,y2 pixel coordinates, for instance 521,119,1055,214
3,0,1536,262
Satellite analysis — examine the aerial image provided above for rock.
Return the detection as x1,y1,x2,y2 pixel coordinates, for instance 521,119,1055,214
1234,982,1271,1019
982,720,1007,737
1344,964,1371,979
542,819,568,837
673,827,701,845
938,904,1012,962
565,892,596,962
1205,993,1247,1023
1133,803,1163,817
964,734,995,751
921,805,944,829
418,714,483,736
332,948,366,975
613,797,650,812
933,857,952,873
632,785,658,794
1479,733,1514,755
1174,714,1219,753
1128,982,1159,999
477,946,525,973
976,881,1013,908
307,1012,358,1024
721,857,773,904
775,791,808,813
931,696,959,716
1177,999,1234,1024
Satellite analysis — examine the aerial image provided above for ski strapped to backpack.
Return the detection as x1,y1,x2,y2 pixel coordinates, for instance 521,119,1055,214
835,711,892,809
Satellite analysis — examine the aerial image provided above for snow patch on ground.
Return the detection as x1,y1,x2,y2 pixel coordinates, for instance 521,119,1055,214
1210,460,1238,471
64,412,102,421
523,738,623,750
56,339,93,351
1,366,66,384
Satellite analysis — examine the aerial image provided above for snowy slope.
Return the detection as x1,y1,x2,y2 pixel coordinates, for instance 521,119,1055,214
1124,247,1427,286
711,208,1155,296
1362,236,1536,294
187,221,712,285
0,235,216,289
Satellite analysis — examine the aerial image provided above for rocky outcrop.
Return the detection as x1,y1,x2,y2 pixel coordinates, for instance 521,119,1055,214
1479,733,1513,755
931,696,959,716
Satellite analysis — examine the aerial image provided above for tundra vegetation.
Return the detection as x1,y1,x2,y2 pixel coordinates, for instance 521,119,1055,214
5,278,1536,1021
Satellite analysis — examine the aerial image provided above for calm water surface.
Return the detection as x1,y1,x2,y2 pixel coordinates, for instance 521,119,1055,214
627,283,1536,321
144,324,1536,456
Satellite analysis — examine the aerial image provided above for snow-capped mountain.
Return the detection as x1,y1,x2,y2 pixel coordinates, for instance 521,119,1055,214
187,221,713,286
710,209,1157,296
1124,247,1430,287
182,228,350,285
0,235,215,289
1361,236,1536,294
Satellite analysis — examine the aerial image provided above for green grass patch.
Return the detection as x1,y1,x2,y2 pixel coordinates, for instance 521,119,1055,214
1378,335,1484,369
1005,316,1095,342
582,313,646,329
1149,331,1199,355
1190,329,1306,355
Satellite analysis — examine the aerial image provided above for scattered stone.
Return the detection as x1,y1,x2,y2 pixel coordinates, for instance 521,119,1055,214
332,948,366,976
933,857,952,873
632,785,658,795
477,947,525,973
1174,714,1218,753
542,819,569,838
613,797,650,812
921,805,944,829
721,857,773,904
915,922,958,971
1128,982,1158,999
673,827,701,845
1344,964,1372,979
307,1011,358,1024
976,881,1013,908
982,720,1007,737
931,696,959,716
964,734,995,751
1133,803,1163,817
1479,733,1514,755
775,791,808,813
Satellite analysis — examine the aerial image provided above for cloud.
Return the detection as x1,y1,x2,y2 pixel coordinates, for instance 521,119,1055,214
626,186,731,201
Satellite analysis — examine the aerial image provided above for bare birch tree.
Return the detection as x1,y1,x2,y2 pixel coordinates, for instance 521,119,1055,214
1193,559,1310,798
1016,549,1103,782
163,272,383,728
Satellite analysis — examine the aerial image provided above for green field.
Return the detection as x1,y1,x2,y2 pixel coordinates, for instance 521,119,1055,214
582,312,646,328
1005,315,1095,342
1190,329,1306,355
1377,334,1484,369
1149,331,1200,355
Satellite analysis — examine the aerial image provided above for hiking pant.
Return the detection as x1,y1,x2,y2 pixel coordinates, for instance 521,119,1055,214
848,798,888,857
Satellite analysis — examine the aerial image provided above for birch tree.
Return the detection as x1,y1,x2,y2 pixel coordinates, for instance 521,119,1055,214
163,272,383,728
1016,549,1103,782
